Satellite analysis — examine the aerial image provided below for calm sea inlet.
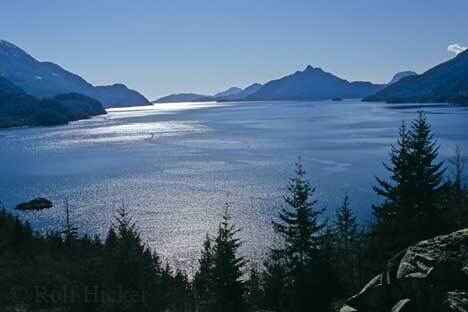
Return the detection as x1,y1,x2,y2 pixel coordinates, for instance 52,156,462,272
1,100,467,269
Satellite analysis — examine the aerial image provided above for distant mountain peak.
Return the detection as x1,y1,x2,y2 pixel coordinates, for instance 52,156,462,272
389,71,418,84
0,39,149,107
304,65,323,72
214,86,243,98
0,40,18,49
0,39,34,60
365,51,468,104
107,83,127,89
247,66,383,101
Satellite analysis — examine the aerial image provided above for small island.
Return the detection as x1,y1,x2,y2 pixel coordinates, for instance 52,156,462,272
16,197,53,211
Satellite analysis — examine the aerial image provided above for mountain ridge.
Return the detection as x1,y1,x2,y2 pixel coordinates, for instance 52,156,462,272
154,66,383,103
0,76,106,128
364,50,468,104
0,40,150,108
246,65,384,101
389,71,418,84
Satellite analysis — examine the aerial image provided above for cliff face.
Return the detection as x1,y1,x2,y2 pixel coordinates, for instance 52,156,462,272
341,229,468,312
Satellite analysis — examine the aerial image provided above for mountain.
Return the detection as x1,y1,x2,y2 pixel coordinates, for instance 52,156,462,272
216,83,263,101
389,71,418,84
239,83,263,97
0,76,105,128
214,87,243,98
247,66,384,101
155,83,264,103
0,40,150,108
364,50,468,104
92,84,149,107
153,93,214,103
155,65,383,103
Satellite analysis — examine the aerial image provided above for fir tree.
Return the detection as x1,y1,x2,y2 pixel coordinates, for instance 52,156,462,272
272,160,324,268
447,146,468,229
270,160,334,312
409,112,447,236
373,113,447,260
210,205,246,312
102,205,165,312
333,195,360,295
62,199,79,244
171,270,192,312
262,253,288,312
193,234,214,310
245,263,264,311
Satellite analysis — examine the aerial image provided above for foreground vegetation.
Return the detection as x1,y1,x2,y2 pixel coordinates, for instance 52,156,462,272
1,113,467,312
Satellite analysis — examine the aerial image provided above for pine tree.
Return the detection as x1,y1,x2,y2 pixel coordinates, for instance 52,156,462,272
262,253,288,312
62,199,78,244
333,195,360,295
409,112,447,237
373,113,447,260
272,160,324,268
102,205,166,312
210,205,246,312
171,270,192,312
245,264,264,311
270,160,333,312
447,146,468,229
193,234,214,310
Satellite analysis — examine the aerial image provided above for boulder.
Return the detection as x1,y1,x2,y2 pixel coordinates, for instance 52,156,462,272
341,229,468,312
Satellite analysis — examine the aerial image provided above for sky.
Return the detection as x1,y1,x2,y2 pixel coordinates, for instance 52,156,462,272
1,0,468,99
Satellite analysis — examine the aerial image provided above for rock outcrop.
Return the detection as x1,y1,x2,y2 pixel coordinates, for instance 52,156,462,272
341,229,468,312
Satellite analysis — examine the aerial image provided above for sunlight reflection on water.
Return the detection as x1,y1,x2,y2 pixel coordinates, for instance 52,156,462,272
2,100,468,270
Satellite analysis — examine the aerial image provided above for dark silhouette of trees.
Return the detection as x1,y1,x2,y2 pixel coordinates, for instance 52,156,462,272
193,206,246,312
212,206,247,312
266,160,337,312
372,113,447,262
193,234,214,310
245,263,264,311
446,146,468,230
332,195,362,296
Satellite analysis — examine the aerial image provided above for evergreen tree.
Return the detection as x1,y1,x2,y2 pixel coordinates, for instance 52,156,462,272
62,199,78,245
409,112,447,236
245,263,264,311
171,270,192,312
193,234,214,310
210,205,246,312
270,160,334,312
372,122,412,259
447,146,468,229
373,113,447,261
262,253,288,312
333,195,360,295
102,205,165,312
272,160,324,268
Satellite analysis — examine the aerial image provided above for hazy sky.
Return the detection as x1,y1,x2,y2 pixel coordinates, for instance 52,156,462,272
2,0,467,99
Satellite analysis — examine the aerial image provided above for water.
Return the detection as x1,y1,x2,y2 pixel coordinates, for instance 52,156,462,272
1,100,467,269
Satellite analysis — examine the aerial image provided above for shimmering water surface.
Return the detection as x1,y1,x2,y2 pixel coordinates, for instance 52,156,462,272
1,100,468,269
